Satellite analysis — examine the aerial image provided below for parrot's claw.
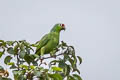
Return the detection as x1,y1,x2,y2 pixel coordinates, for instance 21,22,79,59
53,55,56,58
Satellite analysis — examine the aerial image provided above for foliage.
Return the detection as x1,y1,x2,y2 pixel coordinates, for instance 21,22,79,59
0,40,82,80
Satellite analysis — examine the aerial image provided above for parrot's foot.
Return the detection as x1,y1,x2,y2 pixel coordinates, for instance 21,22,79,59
52,55,56,59
50,53,56,58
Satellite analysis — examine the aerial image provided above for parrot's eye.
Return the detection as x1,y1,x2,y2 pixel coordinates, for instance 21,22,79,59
59,24,62,26
60,24,64,27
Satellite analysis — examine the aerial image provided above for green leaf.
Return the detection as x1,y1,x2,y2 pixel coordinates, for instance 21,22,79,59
49,73,63,80
68,57,76,69
52,66,63,72
0,65,4,70
73,74,82,80
24,54,31,64
63,54,69,61
0,51,3,58
61,41,67,46
25,48,30,54
7,47,15,54
23,41,34,51
4,56,12,64
72,54,77,64
13,70,19,75
13,70,26,75
19,50,26,58
0,77,12,80
6,41,14,46
10,64,17,69
77,56,82,64
33,54,39,58
7,62,14,65
18,75,26,80
0,40,4,42
0,40,6,47
0,48,5,58
58,60,66,68
49,60,59,66
43,69,49,72
13,70,26,80
20,43,25,51
14,44,19,55
24,54,35,64
32,61,38,66
33,70,41,77
64,65,71,76
30,65,35,69
73,68,80,74
68,76,76,80
19,64,28,70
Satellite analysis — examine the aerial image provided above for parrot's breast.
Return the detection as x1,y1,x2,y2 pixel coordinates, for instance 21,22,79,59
44,33,59,54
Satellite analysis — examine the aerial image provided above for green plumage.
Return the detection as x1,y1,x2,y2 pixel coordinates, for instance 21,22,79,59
35,23,65,56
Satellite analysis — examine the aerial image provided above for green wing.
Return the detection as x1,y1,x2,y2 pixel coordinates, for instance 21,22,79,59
35,33,51,55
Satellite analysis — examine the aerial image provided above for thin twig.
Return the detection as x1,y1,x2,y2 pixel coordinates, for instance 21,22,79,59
16,54,20,70
37,52,65,66
42,52,65,60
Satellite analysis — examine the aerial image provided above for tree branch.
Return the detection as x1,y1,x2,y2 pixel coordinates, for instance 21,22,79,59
37,52,66,66
16,54,20,70
42,52,65,60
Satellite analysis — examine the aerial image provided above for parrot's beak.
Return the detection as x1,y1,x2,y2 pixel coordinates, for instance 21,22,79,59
62,27,66,31
64,27,66,31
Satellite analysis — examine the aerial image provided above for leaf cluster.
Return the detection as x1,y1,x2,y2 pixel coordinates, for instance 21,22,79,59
0,40,82,80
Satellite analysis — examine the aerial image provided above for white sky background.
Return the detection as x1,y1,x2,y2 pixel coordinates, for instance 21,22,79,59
0,0,120,80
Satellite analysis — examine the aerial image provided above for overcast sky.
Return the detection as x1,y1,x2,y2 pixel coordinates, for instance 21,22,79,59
0,0,120,80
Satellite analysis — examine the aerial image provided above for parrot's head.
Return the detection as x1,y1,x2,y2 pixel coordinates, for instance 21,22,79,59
51,23,66,32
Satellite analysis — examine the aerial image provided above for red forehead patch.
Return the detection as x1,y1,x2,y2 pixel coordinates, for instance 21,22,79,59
62,24,65,27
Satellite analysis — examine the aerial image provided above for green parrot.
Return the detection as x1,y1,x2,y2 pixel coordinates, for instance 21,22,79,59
35,23,65,56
